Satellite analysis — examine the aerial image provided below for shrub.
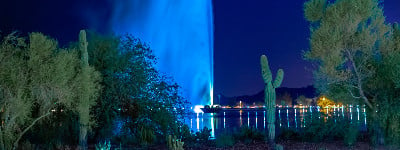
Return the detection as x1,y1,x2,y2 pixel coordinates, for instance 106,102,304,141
277,127,300,141
95,140,111,150
343,124,358,146
215,132,234,148
182,127,212,148
233,126,266,144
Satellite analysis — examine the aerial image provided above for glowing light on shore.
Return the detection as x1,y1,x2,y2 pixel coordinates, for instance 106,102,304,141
194,105,204,113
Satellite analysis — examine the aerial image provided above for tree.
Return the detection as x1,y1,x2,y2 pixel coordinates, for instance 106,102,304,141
304,0,399,145
0,32,80,149
371,23,400,145
296,95,312,106
86,32,124,140
278,92,292,107
316,96,336,108
88,33,188,146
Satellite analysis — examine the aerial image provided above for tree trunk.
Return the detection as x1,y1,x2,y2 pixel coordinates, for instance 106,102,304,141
79,126,88,150
0,128,5,150
370,108,385,146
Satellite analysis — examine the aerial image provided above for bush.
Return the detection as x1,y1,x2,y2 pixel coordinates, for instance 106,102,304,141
233,126,266,144
277,127,300,141
95,140,111,150
215,132,234,148
343,124,358,146
277,111,361,145
298,112,349,142
182,127,212,149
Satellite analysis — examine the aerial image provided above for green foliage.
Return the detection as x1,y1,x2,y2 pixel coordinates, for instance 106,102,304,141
303,0,390,105
302,115,351,142
233,126,266,144
0,29,189,149
344,124,359,146
137,124,155,146
95,140,111,150
194,127,212,144
277,112,359,145
87,33,189,147
26,108,80,148
260,55,284,143
182,127,211,149
275,144,284,150
167,135,184,150
390,23,400,88
75,30,101,149
0,32,91,149
186,126,266,148
215,133,234,148
87,33,123,139
278,128,300,141
304,0,400,145
304,0,326,22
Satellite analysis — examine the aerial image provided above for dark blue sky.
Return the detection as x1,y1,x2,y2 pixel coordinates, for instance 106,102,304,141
213,0,312,96
1,0,399,97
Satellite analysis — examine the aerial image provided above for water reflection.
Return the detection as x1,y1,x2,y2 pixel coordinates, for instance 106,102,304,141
185,106,368,138
278,110,281,127
196,113,199,131
255,112,258,128
211,114,214,137
224,112,226,128
240,110,242,126
247,112,250,127
287,108,289,128
295,108,297,128
264,111,266,128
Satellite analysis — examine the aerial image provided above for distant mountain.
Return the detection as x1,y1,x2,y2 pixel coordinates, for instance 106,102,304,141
214,85,317,106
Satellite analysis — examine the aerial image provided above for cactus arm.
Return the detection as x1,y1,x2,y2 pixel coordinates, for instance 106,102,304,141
273,69,284,88
260,55,272,83
79,30,89,66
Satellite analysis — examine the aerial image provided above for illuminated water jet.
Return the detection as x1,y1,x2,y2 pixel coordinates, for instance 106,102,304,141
111,0,214,106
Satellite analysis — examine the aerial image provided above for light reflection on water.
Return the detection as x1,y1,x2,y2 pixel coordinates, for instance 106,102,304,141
184,106,368,138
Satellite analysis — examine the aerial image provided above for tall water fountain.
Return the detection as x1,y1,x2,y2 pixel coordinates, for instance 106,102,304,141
111,1,214,106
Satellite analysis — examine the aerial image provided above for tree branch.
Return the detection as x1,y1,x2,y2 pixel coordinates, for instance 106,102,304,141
12,111,51,150
346,50,373,109
12,101,58,150
347,88,361,99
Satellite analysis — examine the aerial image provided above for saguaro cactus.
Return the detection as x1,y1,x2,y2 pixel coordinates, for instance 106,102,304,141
260,55,284,145
78,30,89,150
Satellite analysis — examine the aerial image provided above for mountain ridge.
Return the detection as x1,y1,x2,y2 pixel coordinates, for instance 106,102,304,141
214,85,317,106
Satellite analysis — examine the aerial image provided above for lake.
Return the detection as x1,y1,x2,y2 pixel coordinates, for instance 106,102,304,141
184,106,367,138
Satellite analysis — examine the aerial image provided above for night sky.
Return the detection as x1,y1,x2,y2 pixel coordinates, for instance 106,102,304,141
1,0,399,97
